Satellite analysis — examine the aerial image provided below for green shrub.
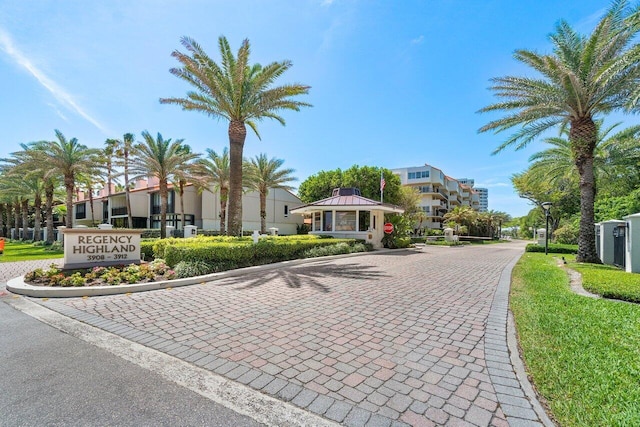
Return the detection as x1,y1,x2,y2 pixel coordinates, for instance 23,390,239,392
525,243,578,254
162,238,358,267
140,241,156,261
554,223,579,245
173,261,216,279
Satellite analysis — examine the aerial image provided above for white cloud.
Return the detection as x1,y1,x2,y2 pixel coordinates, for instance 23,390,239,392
321,0,335,6
0,27,108,134
475,181,510,188
410,35,424,45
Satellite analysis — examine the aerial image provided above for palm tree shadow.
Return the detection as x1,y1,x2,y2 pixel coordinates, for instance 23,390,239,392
216,262,389,293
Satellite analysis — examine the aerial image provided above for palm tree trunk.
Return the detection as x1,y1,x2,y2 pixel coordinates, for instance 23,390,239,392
45,181,54,244
21,199,29,241
0,203,4,238
219,187,228,234
571,117,600,263
179,181,186,230
125,148,133,229
13,199,20,239
7,204,14,239
227,120,246,236
88,186,96,226
160,182,168,239
65,176,74,228
34,194,42,241
260,190,267,234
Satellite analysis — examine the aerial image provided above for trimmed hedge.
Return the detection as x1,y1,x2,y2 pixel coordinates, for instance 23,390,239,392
525,243,578,254
157,237,359,267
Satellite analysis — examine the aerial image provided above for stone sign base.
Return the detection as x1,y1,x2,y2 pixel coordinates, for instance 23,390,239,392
61,228,142,269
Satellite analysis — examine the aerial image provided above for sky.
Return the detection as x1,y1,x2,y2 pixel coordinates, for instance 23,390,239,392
0,0,634,218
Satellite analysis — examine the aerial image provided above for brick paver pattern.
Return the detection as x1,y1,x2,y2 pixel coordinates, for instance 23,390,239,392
38,244,530,426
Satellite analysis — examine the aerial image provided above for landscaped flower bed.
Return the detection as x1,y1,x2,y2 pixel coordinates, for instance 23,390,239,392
24,259,176,287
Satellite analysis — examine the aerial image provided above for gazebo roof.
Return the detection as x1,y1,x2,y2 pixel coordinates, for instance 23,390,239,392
291,194,404,214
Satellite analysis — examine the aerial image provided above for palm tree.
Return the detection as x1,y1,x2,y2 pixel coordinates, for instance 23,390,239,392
32,130,102,229
245,154,296,234
130,131,198,238
105,133,135,227
443,206,477,235
479,1,640,263
527,122,640,194
160,36,311,236
171,144,200,231
195,148,231,234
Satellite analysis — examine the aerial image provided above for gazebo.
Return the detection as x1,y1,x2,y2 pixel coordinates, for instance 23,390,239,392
290,188,404,248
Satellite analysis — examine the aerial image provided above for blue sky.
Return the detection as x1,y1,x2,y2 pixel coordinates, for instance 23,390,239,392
0,0,631,217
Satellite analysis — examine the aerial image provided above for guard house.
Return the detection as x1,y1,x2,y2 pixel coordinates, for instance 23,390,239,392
290,188,404,249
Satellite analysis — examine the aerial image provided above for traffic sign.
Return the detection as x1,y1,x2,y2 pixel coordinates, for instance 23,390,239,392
383,222,394,234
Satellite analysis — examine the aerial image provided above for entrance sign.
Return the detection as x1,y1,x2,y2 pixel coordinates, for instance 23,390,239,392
383,222,394,234
61,228,142,269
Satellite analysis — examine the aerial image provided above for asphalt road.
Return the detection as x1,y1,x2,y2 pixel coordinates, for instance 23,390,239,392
0,298,263,427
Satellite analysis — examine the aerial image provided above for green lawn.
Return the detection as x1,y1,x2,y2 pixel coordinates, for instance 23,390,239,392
511,253,640,426
0,241,64,262
568,258,640,303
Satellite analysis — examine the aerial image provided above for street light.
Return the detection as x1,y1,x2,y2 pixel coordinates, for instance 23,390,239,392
541,202,553,255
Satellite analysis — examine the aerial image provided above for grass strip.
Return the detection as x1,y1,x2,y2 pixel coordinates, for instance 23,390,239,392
0,241,64,262
511,253,640,426
569,260,640,303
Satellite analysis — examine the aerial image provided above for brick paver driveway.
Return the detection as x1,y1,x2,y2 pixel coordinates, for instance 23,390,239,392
37,242,543,427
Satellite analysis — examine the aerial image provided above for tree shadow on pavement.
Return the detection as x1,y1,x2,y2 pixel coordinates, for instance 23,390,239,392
216,262,389,293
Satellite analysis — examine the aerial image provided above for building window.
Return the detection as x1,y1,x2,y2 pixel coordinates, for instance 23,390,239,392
150,190,175,215
358,211,370,231
75,203,86,219
323,211,333,231
336,211,356,231
408,170,429,179
314,212,321,231
417,185,432,193
284,205,289,217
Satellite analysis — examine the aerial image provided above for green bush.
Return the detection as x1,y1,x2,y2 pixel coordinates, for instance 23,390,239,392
525,243,578,254
554,223,579,245
162,238,359,267
303,242,370,258
173,261,216,279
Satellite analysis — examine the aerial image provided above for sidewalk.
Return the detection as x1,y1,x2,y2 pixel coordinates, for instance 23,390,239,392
4,243,551,427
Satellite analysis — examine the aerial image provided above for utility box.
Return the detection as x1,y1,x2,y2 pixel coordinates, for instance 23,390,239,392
184,225,197,238
165,225,175,237
623,213,640,273
269,227,279,236
97,223,113,230
596,220,626,266
537,228,546,246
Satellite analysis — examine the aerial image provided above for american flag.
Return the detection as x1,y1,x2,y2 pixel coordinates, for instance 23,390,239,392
380,174,386,191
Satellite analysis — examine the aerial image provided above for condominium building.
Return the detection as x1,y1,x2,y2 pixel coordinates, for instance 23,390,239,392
457,178,488,212
391,165,480,230
72,178,304,234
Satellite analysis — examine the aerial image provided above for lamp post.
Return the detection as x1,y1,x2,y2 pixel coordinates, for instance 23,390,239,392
541,202,552,255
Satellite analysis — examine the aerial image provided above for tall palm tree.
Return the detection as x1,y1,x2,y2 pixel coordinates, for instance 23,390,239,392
32,130,102,229
105,133,135,228
245,154,297,234
171,144,200,231
479,1,640,263
160,36,311,236
129,131,198,238
195,148,231,234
